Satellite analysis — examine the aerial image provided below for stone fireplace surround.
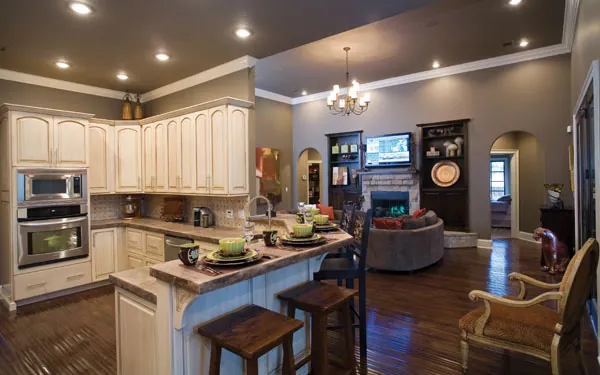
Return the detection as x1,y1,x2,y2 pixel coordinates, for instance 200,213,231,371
360,169,420,215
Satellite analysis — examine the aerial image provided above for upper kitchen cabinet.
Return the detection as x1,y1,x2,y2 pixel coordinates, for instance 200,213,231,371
2,106,93,168
166,119,180,193
227,105,249,195
142,122,167,193
178,114,196,194
115,125,142,193
89,121,115,194
194,110,210,194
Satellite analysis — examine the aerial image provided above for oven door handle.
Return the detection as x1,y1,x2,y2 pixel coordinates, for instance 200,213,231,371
18,215,88,227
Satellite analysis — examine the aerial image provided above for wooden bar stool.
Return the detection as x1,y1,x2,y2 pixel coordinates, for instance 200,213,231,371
278,281,358,375
196,304,304,375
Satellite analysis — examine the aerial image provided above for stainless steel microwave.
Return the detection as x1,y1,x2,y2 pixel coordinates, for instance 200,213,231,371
17,169,87,203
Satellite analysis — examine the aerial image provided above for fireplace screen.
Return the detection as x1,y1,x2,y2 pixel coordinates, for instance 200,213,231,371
371,191,410,218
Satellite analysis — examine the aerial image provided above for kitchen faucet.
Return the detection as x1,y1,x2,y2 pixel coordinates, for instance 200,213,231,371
245,195,273,229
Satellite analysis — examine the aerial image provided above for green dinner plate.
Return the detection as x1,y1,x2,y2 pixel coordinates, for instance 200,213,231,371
205,249,258,262
282,234,323,242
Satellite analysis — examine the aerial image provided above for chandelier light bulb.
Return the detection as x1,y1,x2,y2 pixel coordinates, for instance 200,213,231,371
333,85,340,94
339,99,346,108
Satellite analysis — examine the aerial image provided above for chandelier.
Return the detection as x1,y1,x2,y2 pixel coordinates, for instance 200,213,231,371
327,47,370,116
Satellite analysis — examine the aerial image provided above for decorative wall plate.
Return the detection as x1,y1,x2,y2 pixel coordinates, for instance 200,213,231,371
431,161,460,187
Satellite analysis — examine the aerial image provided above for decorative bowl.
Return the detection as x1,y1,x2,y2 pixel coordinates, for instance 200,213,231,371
314,214,329,225
311,208,320,216
219,238,245,256
292,224,313,238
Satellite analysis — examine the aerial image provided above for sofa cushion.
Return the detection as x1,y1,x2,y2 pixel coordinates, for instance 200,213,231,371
317,204,335,220
403,217,427,229
373,218,404,230
412,208,427,219
423,210,438,226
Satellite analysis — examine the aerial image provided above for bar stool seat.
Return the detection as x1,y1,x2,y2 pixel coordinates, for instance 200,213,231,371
197,304,304,375
278,281,358,375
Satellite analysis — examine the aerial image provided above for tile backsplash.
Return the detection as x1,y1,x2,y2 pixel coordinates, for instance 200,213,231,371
90,195,123,220
143,195,248,228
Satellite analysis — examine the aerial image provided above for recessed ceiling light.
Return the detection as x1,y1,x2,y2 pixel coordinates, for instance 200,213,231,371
509,0,522,5
301,90,307,96
55,61,70,69
117,73,129,81
69,2,93,15
519,38,529,47
235,28,252,39
432,61,441,69
155,53,170,61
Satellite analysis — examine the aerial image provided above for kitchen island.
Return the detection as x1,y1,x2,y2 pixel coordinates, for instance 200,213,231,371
110,215,353,375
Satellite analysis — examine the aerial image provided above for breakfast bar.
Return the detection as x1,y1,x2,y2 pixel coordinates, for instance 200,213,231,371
111,215,353,375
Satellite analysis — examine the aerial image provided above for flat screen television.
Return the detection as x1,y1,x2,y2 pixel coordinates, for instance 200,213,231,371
365,132,412,168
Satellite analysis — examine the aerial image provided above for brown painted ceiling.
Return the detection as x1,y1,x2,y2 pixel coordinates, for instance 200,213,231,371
255,0,566,97
0,0,436,93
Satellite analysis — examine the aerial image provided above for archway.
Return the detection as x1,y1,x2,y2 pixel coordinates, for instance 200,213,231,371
297,148,323,205
490,131,545,239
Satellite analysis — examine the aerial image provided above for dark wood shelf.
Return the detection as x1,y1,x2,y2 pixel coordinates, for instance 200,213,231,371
331,160,360,165
422,133,465,140
327,131,364,209
423,155,464,160
331,152,359,156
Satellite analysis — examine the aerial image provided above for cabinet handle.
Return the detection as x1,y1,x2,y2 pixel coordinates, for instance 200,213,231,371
27,281,47,289
138,176,141,189
93,235,96,248
66,273,85,281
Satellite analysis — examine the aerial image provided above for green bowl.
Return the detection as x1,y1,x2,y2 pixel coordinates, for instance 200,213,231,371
219,238,245,256
292,223,313,238
314,214,329,225
311,208,320,216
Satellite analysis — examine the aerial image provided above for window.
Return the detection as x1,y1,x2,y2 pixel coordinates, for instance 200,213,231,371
490,157,510,200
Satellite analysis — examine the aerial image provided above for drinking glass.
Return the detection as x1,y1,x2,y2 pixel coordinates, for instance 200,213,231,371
297,202,305,214
303,210,314,226
243,221,255,250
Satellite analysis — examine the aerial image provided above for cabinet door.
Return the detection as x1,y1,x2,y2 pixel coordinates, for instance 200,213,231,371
11,111,53,166
116,292,157,375
209,106,228,195
154,122,168,192
54,117,88,167
115,126,142,192
227,106,249,194
167,119,180,192
144,232,164,261
141,124,155,192
89,123,114,194
127,253,144,270
92,229,117,281
194,110,210,194
0,116,10,192
179,115,196,193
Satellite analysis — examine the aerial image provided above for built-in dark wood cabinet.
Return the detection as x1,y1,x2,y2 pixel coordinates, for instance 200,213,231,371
326,131,363,210
417,119,470,231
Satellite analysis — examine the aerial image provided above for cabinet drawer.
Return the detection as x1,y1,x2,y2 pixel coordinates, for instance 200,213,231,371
14,262,91,301
126,228,144,254
144,232,164,261
144,258,161,267
127,253,144,269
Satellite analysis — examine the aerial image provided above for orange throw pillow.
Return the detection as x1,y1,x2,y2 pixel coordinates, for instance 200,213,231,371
373,218,404,230
318,205,335,220
412,208,427,219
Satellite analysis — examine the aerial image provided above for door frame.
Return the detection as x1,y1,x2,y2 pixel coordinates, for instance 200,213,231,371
490,149,520,239
307,160,322,204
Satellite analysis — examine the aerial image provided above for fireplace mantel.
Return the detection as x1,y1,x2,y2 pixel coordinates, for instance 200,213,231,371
358,167,418,176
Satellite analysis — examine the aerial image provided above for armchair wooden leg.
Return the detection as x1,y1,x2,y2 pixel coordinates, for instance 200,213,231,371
460,333,469,374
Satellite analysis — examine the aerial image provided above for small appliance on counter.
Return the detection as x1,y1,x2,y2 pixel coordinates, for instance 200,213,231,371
199,207,215,228
193,207,201,227
121,195,142,220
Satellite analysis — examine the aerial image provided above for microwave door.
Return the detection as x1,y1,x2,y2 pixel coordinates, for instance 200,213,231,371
26,175,71,201
18,215,89,268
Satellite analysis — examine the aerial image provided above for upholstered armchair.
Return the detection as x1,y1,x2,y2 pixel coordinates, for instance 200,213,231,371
459,238,599,375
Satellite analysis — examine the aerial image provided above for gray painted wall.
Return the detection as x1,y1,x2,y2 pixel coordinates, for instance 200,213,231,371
255,97,293,210
571,0,600,107
0,79,122,118
292,54,572,239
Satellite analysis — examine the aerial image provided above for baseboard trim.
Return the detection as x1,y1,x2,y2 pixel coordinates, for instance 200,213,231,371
477,239,493,249
15,280,110,308
518,231,542,245
0,285,16,312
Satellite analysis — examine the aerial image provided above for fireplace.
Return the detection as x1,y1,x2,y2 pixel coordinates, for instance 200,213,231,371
371,191,410,218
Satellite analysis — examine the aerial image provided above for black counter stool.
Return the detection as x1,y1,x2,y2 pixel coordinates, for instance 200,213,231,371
278,281,358,375
196,304,304,375
313,209,372,374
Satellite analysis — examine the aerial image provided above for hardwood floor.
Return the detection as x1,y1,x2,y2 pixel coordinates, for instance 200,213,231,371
0,239,598,374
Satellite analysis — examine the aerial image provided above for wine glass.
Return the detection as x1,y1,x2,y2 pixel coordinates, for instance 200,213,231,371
297,202,305,214
303,210,314,226
243,221,255,250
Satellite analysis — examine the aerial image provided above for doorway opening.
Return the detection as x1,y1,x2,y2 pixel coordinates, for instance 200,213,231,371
297,148,323,205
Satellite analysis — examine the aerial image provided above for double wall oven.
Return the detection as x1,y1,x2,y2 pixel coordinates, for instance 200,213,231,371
16,169,89,269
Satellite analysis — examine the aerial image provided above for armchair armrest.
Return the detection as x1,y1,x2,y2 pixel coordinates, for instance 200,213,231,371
467,290,563,335
508,272,561,299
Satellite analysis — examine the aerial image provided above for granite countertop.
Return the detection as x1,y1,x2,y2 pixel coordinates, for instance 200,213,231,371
91,218,242,244
109,267,157,304
150,230,353,296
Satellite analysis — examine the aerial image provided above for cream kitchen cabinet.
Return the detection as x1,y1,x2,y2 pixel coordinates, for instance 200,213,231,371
166,119,180,193
166,114,196,194
124,228,165,270
91,228,118,281
115,125,142,193
142,122,168,192
89,122,115,194
227,105,249,195
194,110,210,194
10,111,89,167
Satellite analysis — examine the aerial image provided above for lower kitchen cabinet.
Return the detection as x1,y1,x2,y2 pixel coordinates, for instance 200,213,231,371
127,253,145,269
91,228,118,281
13,262,91,301
115,288,157,375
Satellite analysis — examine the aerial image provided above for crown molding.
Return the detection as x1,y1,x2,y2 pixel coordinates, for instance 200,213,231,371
562,0,580,50
0,68,126,100
141,55,258,102
254,88,293,104
290,43,571,105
